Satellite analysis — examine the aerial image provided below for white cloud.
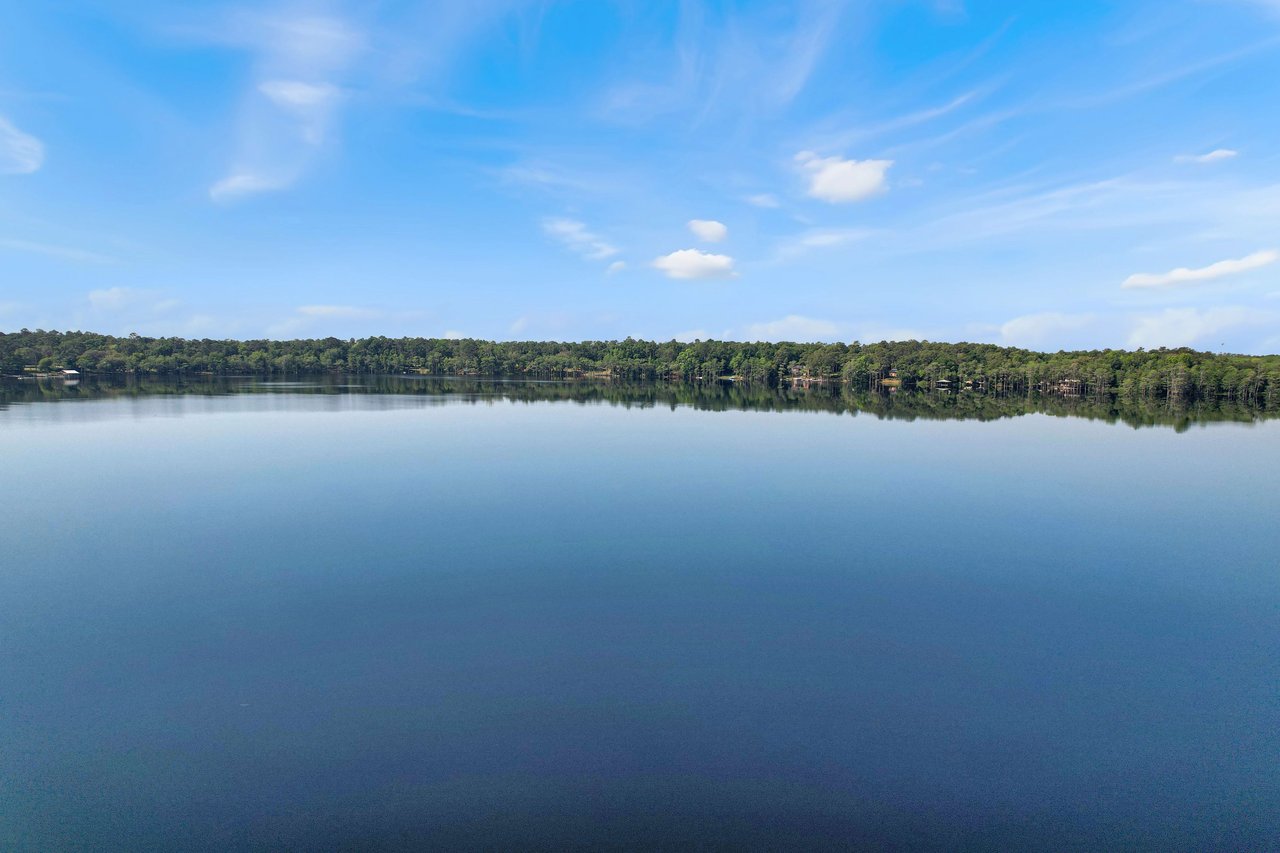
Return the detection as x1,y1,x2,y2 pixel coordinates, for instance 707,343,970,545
1122,249,1278,289
209,172,289,201
1127,306,1268,349
1174,148,1238,164
795,151,892,203
744,314,838,341
0,116,44,174
999,312,1096,347
442,329,465,339
687,219,728,242
606,260,627,274
542,217,618,260
746,193,780,208
652,249,737,280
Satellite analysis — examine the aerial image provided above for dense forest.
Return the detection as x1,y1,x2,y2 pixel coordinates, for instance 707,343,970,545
5,373,1275,432
4,329,1279,407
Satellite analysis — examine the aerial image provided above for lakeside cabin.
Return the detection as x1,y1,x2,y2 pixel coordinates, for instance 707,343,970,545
60,369,81,379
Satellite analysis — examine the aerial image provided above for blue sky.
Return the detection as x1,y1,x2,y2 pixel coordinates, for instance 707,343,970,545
2,0,1279,351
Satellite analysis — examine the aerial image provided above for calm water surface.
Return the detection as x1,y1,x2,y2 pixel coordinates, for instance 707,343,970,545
2,379,1278,849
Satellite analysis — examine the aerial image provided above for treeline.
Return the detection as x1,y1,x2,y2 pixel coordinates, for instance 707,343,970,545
6,374,1275,432
4,329,1279,407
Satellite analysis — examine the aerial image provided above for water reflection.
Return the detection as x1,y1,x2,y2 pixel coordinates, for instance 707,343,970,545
2,374,1275,431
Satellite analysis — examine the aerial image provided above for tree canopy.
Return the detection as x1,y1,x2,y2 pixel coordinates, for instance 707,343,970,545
4,329,1278,408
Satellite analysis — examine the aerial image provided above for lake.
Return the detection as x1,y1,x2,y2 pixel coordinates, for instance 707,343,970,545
3,377,1278,850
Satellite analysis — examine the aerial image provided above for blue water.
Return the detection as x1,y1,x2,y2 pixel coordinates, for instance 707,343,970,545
2,383,1278,849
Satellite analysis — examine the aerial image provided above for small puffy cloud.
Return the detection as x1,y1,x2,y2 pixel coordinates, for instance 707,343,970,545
442,329,465,340
687,219,728,243
606,260,627,274
210,172,288,201
0,116,44,174
999,312,1096,347
746,193,780,208
1174,148,1238,164
542,217,618,260
652,249,737,280
795,151,892,203
1122,249,1277,289
1127,306,1265,349
744,314,838,342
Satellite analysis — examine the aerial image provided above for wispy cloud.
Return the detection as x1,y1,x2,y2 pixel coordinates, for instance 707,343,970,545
775,227,877,261
0,116,43,174
1127,306,1270,348
297,304,380,319
1122,249,1278,289
267,303,388,337
542,217,618,261
258,79,343,144
1175,148,1238,164
806,90,983,153
87,287,179,314
599,2,845,124
209,11,365,201
744,314,837,342
0,238,115,264
795,151,892,203
1000,312,1096,347
745,193,780,208
673,328,712,343
652,249,737,280
209,173,290,202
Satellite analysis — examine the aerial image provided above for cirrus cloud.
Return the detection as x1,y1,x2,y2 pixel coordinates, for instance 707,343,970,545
542,217,619,261
652,248,737,280
795,151,892,203
0,116,44,174
1122,249,1278,289
1174,148,1238,164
